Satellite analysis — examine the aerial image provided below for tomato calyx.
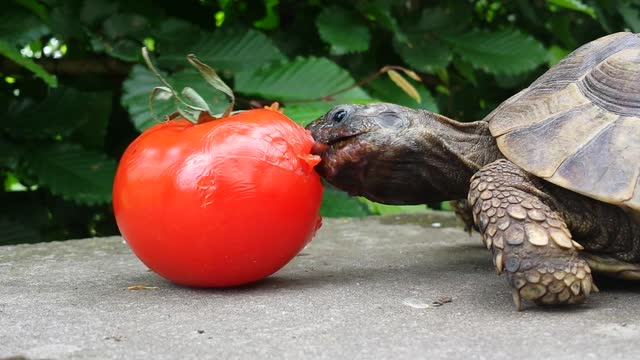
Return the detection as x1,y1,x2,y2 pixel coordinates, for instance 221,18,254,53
141,47,238,125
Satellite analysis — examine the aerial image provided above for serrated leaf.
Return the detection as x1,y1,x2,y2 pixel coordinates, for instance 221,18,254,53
443,30,546,75
394,35,452,73
121,65,229,131
283,89,374,126
158,28,286,72
387,70,421,103
5,87,110,138
366,77,439,113
316,6,370,55
23,143,117,205
547,0,596,18
235,57,367,101
0,40,57,87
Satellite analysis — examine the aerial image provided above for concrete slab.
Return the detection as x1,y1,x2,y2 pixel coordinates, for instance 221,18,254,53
1,212,640,360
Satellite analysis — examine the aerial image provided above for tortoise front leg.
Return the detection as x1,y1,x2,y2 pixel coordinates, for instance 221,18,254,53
468,159,596,310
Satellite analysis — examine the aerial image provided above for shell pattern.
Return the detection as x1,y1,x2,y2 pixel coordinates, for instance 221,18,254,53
484,32,640,214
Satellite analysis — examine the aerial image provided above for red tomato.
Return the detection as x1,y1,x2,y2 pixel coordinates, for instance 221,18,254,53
113,109,323,287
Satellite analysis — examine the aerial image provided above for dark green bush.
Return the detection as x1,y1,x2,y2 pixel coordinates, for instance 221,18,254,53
1,0,637,244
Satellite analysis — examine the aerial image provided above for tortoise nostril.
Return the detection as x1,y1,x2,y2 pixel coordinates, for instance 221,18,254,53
332,109,347,123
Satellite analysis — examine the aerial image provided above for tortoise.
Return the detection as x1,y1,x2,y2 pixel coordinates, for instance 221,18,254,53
306,32,640,309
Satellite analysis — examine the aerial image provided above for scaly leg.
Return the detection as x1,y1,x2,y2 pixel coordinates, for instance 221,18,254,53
468,160,596,310
450,199,477,233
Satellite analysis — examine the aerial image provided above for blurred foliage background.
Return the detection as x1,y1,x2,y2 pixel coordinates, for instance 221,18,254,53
0,0,638,244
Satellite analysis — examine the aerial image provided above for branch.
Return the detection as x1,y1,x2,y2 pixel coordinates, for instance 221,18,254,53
0,56,132,77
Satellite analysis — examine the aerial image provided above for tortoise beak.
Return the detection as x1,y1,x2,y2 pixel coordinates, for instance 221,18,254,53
310,141,329,155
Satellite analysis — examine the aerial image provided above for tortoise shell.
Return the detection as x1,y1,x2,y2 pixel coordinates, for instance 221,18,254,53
484,32,640,214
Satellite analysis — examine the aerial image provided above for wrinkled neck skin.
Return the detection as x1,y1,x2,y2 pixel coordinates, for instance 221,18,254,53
361,110,502,204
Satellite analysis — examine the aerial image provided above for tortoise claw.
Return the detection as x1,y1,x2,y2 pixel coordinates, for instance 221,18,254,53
512,289,523,311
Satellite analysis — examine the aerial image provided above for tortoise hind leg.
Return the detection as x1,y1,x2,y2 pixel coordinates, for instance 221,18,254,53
581,253,640,280
469,159,596,310
450,199,477,233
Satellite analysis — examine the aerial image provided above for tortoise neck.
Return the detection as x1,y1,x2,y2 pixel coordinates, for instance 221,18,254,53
414,111,501,200
430,113,501,170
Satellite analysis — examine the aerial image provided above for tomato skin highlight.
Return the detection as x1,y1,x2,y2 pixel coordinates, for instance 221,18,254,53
113,109,323,287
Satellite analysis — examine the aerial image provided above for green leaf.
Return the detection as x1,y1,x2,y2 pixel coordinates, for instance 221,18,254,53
366,77,439,113
281,103,333,126
515,0,542,25
5,87,110,138
619,2,640,32
158,28,286,72
316,6,370,55
0,39,57,87
361,199,427,215
453,59,477,86
23,143,117,205
0,139,20,167
235,57,367,100
15,0,49,22
48,0,85,40
549,14,577,49
0,3,49,45
102,13,149,39
443,30,546,75
80,0,118,25
320,187,371,217
151,18,201,53
88,13,150,61
283,89,374,126
67,91,114,150
547,0,596,18
415,5,471,34
547,45,570,66
254,0,280,30
357,0,407,43
104,38,142,62
121,65,229,131
393,35,452,73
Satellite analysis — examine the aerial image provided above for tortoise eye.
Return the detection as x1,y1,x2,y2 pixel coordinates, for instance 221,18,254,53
331,109,348,123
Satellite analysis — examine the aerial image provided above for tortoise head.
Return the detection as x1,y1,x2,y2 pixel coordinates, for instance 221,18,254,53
306,103,495,204
307,103,436,204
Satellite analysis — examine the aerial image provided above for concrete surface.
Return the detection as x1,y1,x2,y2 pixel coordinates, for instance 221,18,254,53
1,212,640,360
